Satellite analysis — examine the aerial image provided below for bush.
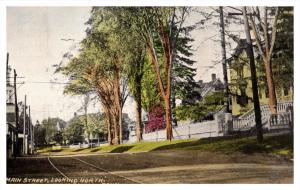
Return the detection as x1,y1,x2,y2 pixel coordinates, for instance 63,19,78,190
145,104,165,133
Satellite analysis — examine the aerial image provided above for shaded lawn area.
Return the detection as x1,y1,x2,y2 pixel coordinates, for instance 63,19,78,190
36,133,293,158
152,133,293,156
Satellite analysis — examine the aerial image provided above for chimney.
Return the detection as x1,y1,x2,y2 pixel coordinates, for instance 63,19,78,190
211,73,216,81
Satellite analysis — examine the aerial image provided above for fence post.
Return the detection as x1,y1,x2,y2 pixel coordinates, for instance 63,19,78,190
225,113,233,135
214,113,225,136
287,106,293,136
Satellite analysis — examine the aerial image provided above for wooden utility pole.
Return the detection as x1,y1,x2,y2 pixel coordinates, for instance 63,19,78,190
32,118,35,154
219,6,230,113
23,95,27,154
242,7,263,144
13,69,19,156
29,106,34,154
6,53,9,84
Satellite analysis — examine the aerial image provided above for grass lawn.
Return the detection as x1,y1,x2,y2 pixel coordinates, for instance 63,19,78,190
36,133,293,158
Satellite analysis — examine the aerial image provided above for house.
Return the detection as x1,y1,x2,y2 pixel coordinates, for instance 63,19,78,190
227,39,293,116
56,121,65,131
182,73,225,105
6,63,18,158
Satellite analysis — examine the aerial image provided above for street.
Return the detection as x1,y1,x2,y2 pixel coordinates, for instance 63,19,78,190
7,150,293,184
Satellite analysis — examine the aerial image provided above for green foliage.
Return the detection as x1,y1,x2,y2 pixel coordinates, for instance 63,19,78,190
61,7,133,97
43,118,65,144
64,116,84,144
173,26,198,100
33,118,66,145
176,103,207,122
176,92,225,122
272,7,293,92
203,91,225,105
61,112,130,144
34,122,46,146
53,131,63,145
84,113,107,136
64,113,106,144
141,55,162,112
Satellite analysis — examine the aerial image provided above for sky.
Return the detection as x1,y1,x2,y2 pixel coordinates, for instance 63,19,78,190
7,7,226,123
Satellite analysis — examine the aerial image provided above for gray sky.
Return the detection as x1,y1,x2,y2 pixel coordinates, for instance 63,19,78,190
7,7,225,123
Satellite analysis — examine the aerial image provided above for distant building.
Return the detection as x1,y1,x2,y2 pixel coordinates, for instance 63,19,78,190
6,63,18,158
56,121,65,131
182,73,225,105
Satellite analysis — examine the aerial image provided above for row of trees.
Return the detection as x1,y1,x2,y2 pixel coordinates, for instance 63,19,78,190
33,113,132,146
59,7,199,144
58,7,293,144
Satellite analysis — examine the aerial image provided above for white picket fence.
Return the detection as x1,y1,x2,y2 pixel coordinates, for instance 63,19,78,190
142,120,220,142
128,102,293,143
128,113,228,143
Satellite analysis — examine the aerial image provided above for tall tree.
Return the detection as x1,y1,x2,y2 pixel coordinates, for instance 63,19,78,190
128,7,190,141
272,7,293,94
127,48,147,142
62,7,141,145
219,6,230,113
61,47,117,145
171,21,198,126
242,7,263,144
248,7,279,114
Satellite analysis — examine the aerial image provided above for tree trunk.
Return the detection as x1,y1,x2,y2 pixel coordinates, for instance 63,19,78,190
115,117,120,145
135,76,143,141
105,108,113,145
117,72,123,144
145,20,173,141
219,6,230,113
165,95,172,141
118,99,122,144
248,7,279,115
111,112,119,145
171,91,178,126
265,59,277,114
113,64,121,145
243,7,263,144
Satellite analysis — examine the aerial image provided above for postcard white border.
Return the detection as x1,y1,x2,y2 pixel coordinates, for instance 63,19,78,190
0,1,299,190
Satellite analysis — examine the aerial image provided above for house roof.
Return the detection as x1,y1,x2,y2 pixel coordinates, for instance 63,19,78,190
194,78,224,98
227,39,259,65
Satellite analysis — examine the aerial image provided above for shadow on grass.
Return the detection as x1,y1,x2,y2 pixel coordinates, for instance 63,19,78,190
150,135,248,152
110,145,134,153
236,134,293,154
150,133,293,155
50,149,63,152
72,148,90,152
90,148,101,152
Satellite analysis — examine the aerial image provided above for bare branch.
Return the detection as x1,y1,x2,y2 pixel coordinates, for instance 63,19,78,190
269,7,279,61
249,14,266,61
228,6,243,13
263,7,270,55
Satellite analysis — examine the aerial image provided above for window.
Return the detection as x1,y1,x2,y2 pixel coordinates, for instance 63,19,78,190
236,90,248,107
6,113,16,123
283,86,289,96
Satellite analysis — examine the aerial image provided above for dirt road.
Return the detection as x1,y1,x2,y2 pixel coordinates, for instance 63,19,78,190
7,150,293,184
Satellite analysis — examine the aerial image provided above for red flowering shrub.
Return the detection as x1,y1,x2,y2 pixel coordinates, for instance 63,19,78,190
145,104,165,133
